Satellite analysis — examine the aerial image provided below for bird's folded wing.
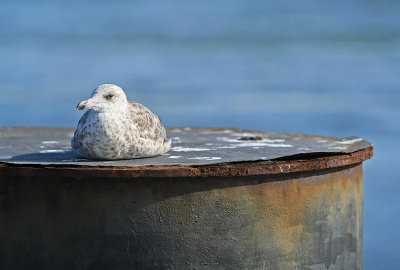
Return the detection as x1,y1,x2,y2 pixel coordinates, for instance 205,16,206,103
128,102,167,141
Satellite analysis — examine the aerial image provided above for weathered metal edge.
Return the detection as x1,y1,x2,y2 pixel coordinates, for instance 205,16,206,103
0,146,373,179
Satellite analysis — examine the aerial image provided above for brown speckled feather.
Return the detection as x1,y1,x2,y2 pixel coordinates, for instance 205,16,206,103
128,102,167,142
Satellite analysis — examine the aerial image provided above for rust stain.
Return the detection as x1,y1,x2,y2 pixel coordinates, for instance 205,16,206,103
230,164,364,268
153,164,364,268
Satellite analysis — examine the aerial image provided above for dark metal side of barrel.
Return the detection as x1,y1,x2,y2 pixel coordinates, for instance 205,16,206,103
0,164,363,270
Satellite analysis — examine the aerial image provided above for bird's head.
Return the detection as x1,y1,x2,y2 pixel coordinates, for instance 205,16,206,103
76,84,129,112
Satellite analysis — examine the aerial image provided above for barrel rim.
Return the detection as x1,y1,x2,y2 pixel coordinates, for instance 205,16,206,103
0,146,373,178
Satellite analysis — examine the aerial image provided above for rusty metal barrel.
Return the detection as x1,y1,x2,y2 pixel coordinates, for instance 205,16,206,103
0,127,373,270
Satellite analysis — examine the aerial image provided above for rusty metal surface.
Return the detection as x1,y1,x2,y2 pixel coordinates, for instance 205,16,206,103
0,163,364,270
0,127,372,178
0,127,369,269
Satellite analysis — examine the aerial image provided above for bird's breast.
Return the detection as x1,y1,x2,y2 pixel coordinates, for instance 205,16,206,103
94,112,137,142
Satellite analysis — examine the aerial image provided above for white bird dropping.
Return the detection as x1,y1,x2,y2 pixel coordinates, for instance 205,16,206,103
71,84,171,160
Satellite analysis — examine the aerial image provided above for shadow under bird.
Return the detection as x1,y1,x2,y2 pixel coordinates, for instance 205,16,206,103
71,84,171,160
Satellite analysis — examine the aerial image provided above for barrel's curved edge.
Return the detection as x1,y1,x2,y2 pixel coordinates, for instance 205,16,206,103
0,146,373,179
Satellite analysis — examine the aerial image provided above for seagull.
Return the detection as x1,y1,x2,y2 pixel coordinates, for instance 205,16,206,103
71,84,171,160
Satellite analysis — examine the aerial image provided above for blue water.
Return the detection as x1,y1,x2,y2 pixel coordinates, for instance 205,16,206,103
1,1,400,268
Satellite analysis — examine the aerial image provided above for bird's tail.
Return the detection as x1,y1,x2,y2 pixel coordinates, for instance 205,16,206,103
163,138,172,153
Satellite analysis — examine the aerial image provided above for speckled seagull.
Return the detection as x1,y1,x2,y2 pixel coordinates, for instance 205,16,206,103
71,84,171,160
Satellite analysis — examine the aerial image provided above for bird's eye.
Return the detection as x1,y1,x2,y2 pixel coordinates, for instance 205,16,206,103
105,94,114,100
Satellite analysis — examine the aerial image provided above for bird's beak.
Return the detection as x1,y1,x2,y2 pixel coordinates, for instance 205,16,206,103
76,98,95,110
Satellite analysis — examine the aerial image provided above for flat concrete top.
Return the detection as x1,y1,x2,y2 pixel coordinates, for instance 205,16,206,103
0,127,373,177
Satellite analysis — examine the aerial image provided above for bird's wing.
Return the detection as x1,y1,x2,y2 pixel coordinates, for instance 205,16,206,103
128,102,167,141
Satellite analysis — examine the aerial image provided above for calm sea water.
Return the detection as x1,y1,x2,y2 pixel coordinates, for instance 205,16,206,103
1,1,400,268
